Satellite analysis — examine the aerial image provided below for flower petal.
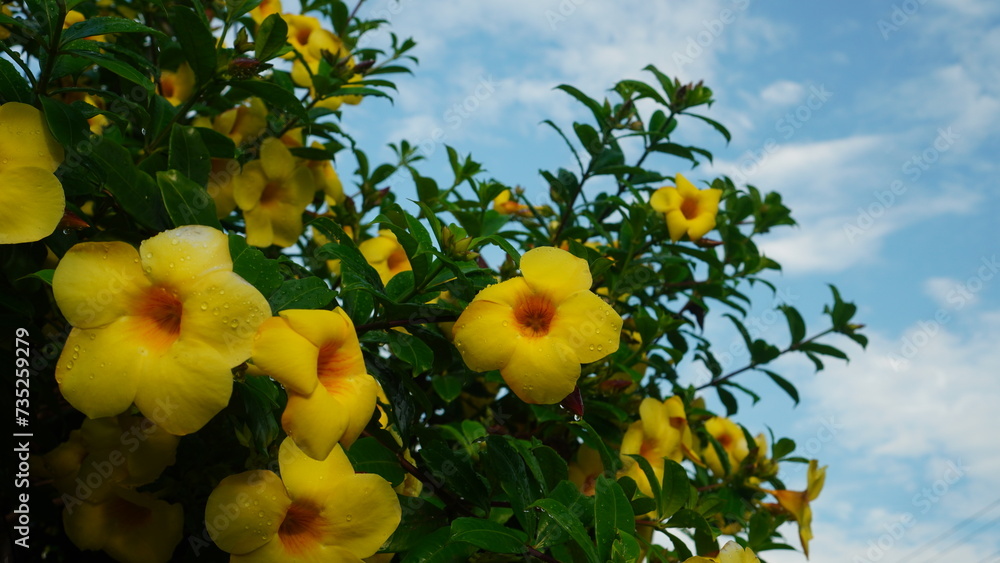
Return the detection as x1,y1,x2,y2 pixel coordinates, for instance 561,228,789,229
0,167,64,244
139,225,234,289
649,186,680,213
205,470,290,555
520,246,592,302
325,373,379,448
279,439,355,500
317,473,401,557
181,269,272,366
132,340,233,435
261,137,296,181
269,201,307,248
0,102,65,172
56,323,142,419
501,336,580,404
675,173,699,197
282,386,349,461
53,241,150,328
665,210,690,243
101,489,184,563
232,538,366,563
244,206,276,247
234,161,267,211
547,290,621,363
453,300,519,372
279,308,352,350
252,317,321,396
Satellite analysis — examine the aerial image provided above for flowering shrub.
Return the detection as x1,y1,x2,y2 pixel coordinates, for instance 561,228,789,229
2,1,867,561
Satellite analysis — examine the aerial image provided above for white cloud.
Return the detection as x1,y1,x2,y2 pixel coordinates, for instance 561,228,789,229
760,80,805,106
923,276,981,309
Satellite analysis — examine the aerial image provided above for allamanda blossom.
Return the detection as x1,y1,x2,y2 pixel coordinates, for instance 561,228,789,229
619,396,698,497
453,246,622,404
701,416,750,476
251,308,378,460
0,102,66,244
233,138,316,248
684,541,761,563
650,173,722,242
205,438,400,562
359,230,412,286
763,459,827,558
52,226,270,435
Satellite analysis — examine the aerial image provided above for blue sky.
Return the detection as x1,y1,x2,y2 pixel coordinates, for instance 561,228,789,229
336,1,1000,560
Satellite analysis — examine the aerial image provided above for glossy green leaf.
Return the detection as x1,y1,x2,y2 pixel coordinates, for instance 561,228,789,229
156,169,221,228
450,518,527,554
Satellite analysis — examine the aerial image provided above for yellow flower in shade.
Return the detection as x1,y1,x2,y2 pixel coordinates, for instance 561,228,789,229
288,28,363,109
0,4,13,40
763,459,827,558
619,396,698,497
493,189,530,216
650,173,722,242
205,437,401,562
195,97,268,147
42,414,179,504
158,63,195,107
64,486,184,563
684,540,761,563
281,130,346,206
251,308,378,460
568,445,604,496
233,138,316,248
702,417,750,476
207,158,239,219
452,246,622,404
250,0,281,24
283,14,328,59
52,226,271,436
359,229,412,286
0,102,66,244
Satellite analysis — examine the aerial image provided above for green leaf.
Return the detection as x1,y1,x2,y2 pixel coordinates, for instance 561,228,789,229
68,49,153,91
658,459,691,519
229,234,283,297
225,0,263,22
386,329,434,374
798,341,849,360
573,122,601,155
383,497,449,553
231,79,309,121
91,140,170,231
156,170,222,228
20,269,55,285
169,125,211,186
611,532,642,563
171,6,216,84
595,475,635,561
666,508,714,540
687,113,732,142
626,455,661,510
61,16,164,45
195,126,237,159
418,433,489,509
255,13,289,61
311,217,384,291
39,96,91,149
450,518,528,554
401,527,477,563
555,84,606,129
761,369,800,405
431,374,464,402
571,419,621,474
0,58,33,104
345,437,405,487
779,305,806,344
486,435,538,535
268,277,336,312
531,498,600,563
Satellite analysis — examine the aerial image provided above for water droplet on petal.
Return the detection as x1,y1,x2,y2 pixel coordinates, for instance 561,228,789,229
171,239,180,245
588,344,595,351
200,302,209,311
73,345,80,352
502,320,509,327
230,320,239,329
66,361,74,370
145,252,153,259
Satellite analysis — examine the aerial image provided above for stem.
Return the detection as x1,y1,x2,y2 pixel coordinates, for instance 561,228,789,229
696,327,836,391
397,261,447,302
526,546,561,563
355,315,457,333
347,0,368,23
141,79,213,158
35,0,68,98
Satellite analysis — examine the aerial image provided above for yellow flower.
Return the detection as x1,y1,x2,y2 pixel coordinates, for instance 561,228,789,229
52,226,271,435
493,189,530,216
251,308,378,460
685,540,761,563
42,414,179,504
452,246,622,404
358,230,412,285
205,437,401,562
207,158,239,219
702,417,750,476
288,28,363,110
764,459,827,558
158,63,195,107
281,131,346,206
619,396,697,497
63,10,107,41
0,4,13,40
0,102,66,244
64,486,184,563
568,445,604,496
233,138,316,248
650,173,722,242
195,97,268,147
250,0,281,24
283,14,329,60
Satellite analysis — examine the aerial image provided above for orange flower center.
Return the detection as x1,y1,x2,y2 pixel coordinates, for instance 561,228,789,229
317,341,364,391
680,197,699,220
639,438,659,458
109,497,153,529
514,294,555,337
279,500,325,555
387,248,410,275
260,182,283,206
160,75,176,98
134,286,183,350
296,27,312,47
717,433,733,448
